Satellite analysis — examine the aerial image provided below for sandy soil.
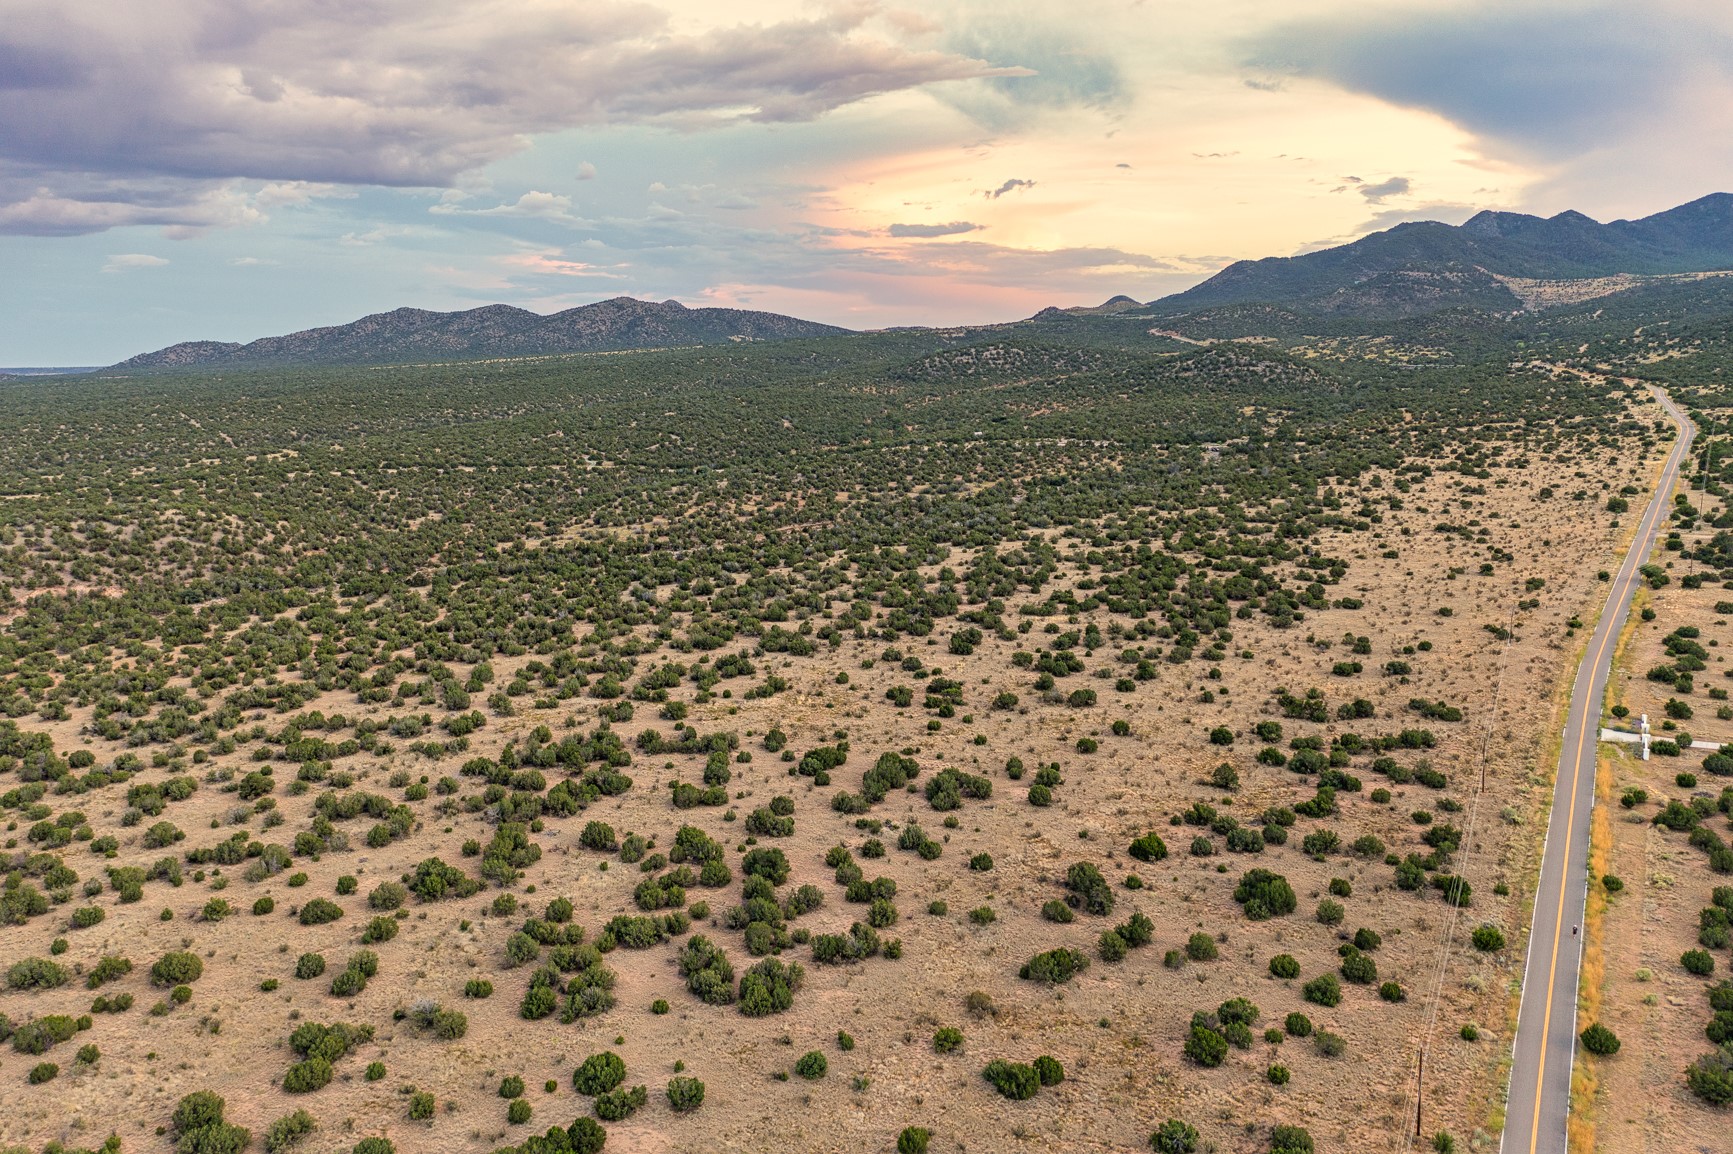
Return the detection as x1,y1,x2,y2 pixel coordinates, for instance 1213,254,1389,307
0,416,1669,1154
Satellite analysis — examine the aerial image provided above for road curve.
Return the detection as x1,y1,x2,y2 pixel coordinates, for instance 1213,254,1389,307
1501,384,1695,1154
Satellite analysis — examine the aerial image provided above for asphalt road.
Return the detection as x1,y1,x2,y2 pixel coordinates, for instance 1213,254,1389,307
1501,384,1695,1154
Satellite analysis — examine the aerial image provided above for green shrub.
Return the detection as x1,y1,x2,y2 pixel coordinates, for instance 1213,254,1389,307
7,957,69,990
264,1108,317,1153
151,951,203,986
298,898,344,926
1233,869,1296,920
564,1119,607,1153
330,968,366,997
86,955,132,989
573,1051,627,1095
666,1075,705,1113
1183,1025,1227,1067
465,979,494,998
407,1091,435,1120
1284,1012,1313,1037
1580,1023,1620,1056
1129,832,1168,862
1267,1063,1290,1085
898,1127,932,1154
580,821,618,851
253,896,275,915
12,1015,79,1054
1033,1055,1064,1086
1471,924,1505,952
353,1140,395,1154
368,882,408,910
27,1061,58,1083
1270,1124,1315,1154
1184,933,1217,962
1685,949,1716,976
982,1059,1041,1099
507,1099,532,1125
91,992,134,1014
1303,974,1341,1007
1339,950,1378,984
1150,1120,1200,1153
294,953,326,980
283,1058,333,1093
794,1051,828,1079
739,957,804,1016
1019,948,1089,984
1064,861,1114,915
1688,1045,1733,1104
170,1091,252,1154
1269,954,1300,979
595,1084,648,1122
406,1001,467,1040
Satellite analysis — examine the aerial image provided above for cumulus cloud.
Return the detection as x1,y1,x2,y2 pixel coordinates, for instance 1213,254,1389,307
0,178,277,237
0,0,1022,235
576,162,598,181
431,191,591,225
985,178,1035,199
887,221,983,237
937,17,1125,129
102,253,169,273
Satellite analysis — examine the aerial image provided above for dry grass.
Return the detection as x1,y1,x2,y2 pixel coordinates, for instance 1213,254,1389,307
0,433,1676,1154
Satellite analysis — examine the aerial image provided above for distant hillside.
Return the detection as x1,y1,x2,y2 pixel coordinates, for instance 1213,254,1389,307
1154,193,1733,318
114,297,850,370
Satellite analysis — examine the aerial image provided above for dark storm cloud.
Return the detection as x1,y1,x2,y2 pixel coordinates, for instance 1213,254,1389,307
1245,1,1733,159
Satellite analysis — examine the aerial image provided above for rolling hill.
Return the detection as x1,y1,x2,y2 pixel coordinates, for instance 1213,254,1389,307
113,296,850,371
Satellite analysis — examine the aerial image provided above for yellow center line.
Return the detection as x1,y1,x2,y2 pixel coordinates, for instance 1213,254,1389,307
1524,401,1685,1153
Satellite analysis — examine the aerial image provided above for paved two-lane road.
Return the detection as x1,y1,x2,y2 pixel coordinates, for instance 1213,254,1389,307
1502,385,1695,1153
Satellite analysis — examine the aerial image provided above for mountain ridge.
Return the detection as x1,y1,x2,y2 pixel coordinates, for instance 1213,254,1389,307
115,296,851,371
1151,193,1733,318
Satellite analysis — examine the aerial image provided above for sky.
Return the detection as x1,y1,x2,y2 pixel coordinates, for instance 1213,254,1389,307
3,0,1732,364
